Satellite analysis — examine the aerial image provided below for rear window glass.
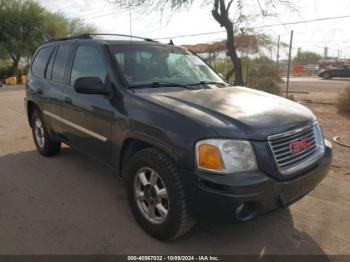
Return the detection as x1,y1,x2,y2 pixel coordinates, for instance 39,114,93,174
52,45,71,83
45,47,57,80
31,47,54,78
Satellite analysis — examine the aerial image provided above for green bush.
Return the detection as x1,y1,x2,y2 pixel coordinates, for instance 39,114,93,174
0,66,13,80
337,87,350,113
247,62,282,95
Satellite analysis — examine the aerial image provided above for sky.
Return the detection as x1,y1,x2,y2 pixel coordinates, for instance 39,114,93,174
36,0,350,60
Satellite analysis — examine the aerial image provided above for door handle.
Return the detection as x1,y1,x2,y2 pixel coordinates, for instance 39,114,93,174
36,88,43,95
64,97,72,104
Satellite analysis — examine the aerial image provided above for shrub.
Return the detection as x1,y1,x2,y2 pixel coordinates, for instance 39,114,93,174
287,94,296,101
0,66,13,81
247,62,282,95
337,87,350,113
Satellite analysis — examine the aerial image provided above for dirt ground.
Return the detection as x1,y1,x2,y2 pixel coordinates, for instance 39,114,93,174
282,77,350,104
0,81,349,256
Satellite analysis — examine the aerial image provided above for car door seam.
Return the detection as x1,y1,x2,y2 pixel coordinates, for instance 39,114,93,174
43,110,107,142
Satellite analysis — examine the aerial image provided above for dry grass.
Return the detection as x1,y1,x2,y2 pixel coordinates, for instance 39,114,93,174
337,86,350,113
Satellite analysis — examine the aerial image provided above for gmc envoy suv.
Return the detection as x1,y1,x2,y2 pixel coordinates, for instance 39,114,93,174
25,34,332,240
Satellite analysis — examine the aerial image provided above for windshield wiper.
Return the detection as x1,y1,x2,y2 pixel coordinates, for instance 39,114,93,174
188,81,228,87
128,81,192,90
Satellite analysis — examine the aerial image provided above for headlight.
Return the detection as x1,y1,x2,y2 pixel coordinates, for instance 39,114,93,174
195,139,258,174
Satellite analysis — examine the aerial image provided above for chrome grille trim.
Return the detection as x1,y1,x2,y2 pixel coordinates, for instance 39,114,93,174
268,122,325,176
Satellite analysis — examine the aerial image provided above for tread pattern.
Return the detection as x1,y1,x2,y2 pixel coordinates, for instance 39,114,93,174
127,148,195,240
149,149,195,239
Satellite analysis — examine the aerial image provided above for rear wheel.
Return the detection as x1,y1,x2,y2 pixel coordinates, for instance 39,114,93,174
125,148,195,240
31,109,61,156
323,72,332,79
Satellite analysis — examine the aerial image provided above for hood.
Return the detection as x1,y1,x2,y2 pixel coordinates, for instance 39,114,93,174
136,86,316,140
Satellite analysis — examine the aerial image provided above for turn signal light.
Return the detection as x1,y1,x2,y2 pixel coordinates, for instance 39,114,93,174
198,144,225,171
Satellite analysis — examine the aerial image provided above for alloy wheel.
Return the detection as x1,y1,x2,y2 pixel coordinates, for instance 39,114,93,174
134,167,169,224
34,118,45,149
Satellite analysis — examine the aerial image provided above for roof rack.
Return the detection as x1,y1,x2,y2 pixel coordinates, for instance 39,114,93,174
46,35,92,43
82,33,158,42
47,33,158,43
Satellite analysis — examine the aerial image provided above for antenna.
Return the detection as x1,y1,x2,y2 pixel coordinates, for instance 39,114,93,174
129,0,134,86
128,0,133,39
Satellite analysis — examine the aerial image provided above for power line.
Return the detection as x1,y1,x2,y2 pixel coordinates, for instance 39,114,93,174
155,14,350,40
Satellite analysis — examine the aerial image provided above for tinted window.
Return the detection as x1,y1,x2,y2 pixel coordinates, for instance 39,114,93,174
45,47,57,80
52,45,71,83
70,46,107,86
31,47,54,78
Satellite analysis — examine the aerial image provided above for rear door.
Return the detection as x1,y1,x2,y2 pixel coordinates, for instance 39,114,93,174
28,46,55,107
60,42,114,164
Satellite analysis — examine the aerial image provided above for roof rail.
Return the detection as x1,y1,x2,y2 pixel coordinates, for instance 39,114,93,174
46,35,92,43
79,33,158,42
46,33,158,44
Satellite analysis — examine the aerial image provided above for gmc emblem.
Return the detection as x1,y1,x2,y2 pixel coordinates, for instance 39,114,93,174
289,138,311,155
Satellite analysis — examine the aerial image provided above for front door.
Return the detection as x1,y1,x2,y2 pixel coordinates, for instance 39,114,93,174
61,43,114,164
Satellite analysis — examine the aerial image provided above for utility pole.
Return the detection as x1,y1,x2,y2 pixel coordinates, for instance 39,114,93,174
286,30,293,98
276,35,280,71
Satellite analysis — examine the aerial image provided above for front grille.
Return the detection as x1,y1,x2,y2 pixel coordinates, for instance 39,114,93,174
268,123,324,176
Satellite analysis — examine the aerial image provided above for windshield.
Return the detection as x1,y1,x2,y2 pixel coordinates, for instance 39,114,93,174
110,43,225,87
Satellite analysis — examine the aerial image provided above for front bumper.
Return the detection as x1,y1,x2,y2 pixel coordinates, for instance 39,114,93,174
183,141,332,220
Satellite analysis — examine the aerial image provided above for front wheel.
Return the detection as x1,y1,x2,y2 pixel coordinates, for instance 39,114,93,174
125,148,195,240
31,109,61,156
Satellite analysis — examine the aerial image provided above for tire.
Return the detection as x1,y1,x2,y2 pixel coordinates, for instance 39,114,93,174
31,109,61,156
124,148,195,240
323,73,332,79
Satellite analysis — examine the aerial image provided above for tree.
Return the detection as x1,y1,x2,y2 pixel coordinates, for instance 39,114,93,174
110,0,295,86
68,18,97,36
44,13,97,39
0,47,11,70
224,32,288,81
0,0,47,78
0,0,97,77
293,51,322,65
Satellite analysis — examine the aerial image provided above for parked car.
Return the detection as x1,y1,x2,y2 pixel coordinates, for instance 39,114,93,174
318,64,350,79
25,34,332,240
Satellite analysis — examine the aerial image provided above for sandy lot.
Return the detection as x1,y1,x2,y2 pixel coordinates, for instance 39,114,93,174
282,77,350,104
0,82,349,256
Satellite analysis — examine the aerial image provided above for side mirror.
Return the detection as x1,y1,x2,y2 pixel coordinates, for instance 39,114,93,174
74,77,109,95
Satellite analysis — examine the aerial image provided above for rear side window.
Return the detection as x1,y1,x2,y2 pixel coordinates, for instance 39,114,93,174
31,47,54,78
70,46,107,86
52,45,71,83
45,47,57,80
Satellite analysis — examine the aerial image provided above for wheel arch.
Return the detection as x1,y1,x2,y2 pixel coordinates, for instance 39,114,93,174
27,100,41,128
118,136,179,177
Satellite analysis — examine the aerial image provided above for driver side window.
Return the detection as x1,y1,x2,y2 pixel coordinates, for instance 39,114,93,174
70,46,107,87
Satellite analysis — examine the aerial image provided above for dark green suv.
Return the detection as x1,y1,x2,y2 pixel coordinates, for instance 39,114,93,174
25,34,332,240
